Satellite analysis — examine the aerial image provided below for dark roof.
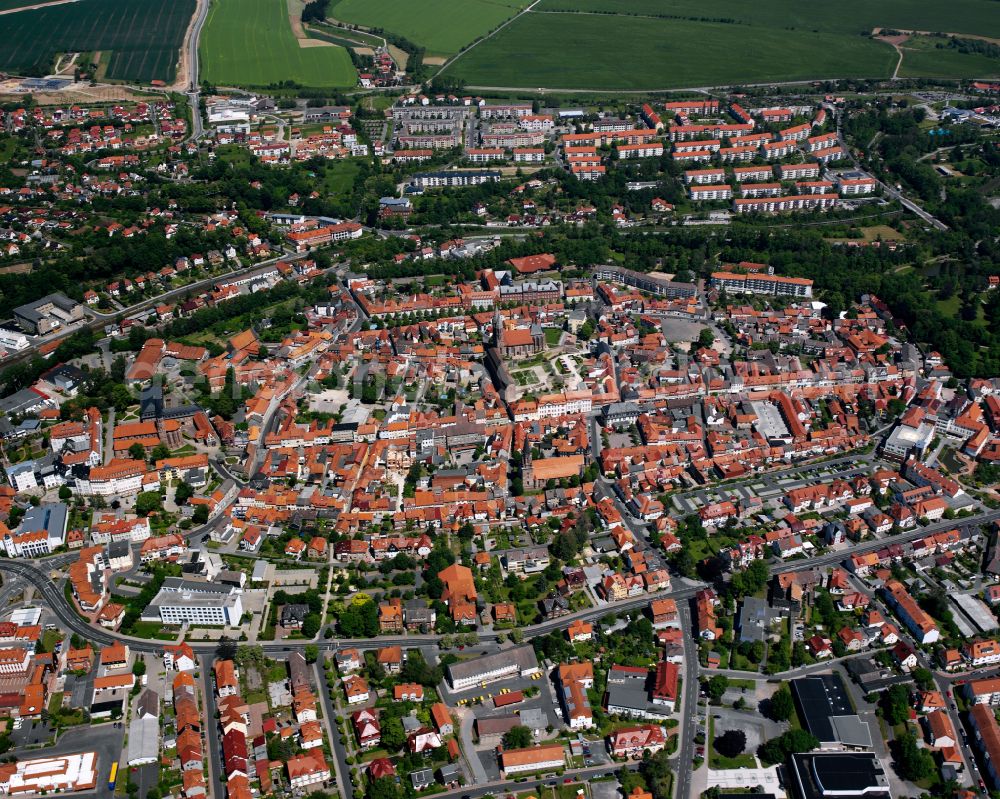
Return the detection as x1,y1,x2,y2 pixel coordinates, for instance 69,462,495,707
791,673,854,743
789,752,890,799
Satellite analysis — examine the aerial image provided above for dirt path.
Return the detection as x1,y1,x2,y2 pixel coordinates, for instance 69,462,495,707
0,0,76,15
873,26,1000,46
288,0,333,47
873,33,907,79
437,0,540,75
53,51,79,76
171,0,208,89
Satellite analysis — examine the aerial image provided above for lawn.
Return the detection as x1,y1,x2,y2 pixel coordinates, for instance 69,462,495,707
708,715,758,770
898,35,1000,79
329,0,530,56
321,158,362,195
445,13,898,90
0,0,194,81
201,0,356,87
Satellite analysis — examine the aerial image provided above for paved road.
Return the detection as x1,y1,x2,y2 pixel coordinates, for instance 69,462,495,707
316,657,354,799
0,250,304,371
183,0,210,139
835,108,948,232
675,603,700,799
199,654,224,799
9,507,1000,656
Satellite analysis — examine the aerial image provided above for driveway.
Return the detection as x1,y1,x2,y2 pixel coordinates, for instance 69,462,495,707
456,706,491,785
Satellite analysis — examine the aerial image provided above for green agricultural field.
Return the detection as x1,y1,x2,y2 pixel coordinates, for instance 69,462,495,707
0,0,194,82
445,13,898,90
201,0,356,88
329,0,529,56
534,0,1000,39
0,0,63,10
898,36,1000,80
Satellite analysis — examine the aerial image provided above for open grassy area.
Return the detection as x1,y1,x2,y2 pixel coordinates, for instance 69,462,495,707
329,0,529,56
445,13,897,90
201,0,356,87
0,0,193,82
708,715,758,770
898,35,1000,79
321,158,362,195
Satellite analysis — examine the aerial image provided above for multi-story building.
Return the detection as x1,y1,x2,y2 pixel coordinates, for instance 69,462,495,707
446,645,539,690
411,170,501,188
0,649,32,675
710,271,813,298
143,578,244,626
689,184,733,201
882,579,939,644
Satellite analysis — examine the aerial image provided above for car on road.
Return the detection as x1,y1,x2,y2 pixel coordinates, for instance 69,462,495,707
564,779,574,784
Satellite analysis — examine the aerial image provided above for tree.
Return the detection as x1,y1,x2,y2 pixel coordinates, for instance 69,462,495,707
338,600,379,637
379,716,406,752
134,491,162,517
768,684,794,722
367,777,402,799
502,725,533,749
175,481,195,505
304,644,319,663
151,444,171,462
713,729,746,759
192,504,209,524
758,729,820,765
216,637,238,661
128,442,147,462
697,328,715,348
912,667,934,691
706,675,729,703
638,749,674,799
729,559,770,598
132,660,147,677
302,613,321,638
882,684,910,726
58,485,72,500
893,732,935,781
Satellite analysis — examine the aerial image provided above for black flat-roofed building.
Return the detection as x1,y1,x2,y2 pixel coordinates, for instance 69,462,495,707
790,673,873,750
789,752,890,799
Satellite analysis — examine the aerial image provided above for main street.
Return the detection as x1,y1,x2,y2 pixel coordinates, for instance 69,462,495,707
0,249,308,372
9,506,1000,658
183,0,211,140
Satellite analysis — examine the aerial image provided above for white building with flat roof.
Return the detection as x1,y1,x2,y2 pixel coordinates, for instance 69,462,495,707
143,578,244,626
0,751,98,794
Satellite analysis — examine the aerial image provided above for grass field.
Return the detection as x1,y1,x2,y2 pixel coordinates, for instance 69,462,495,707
898,35,1000,79
320,159,362,194
329,0,529,55
445,13,898,90
201,0,356,87
534,0,1000,38
0,0,194,82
